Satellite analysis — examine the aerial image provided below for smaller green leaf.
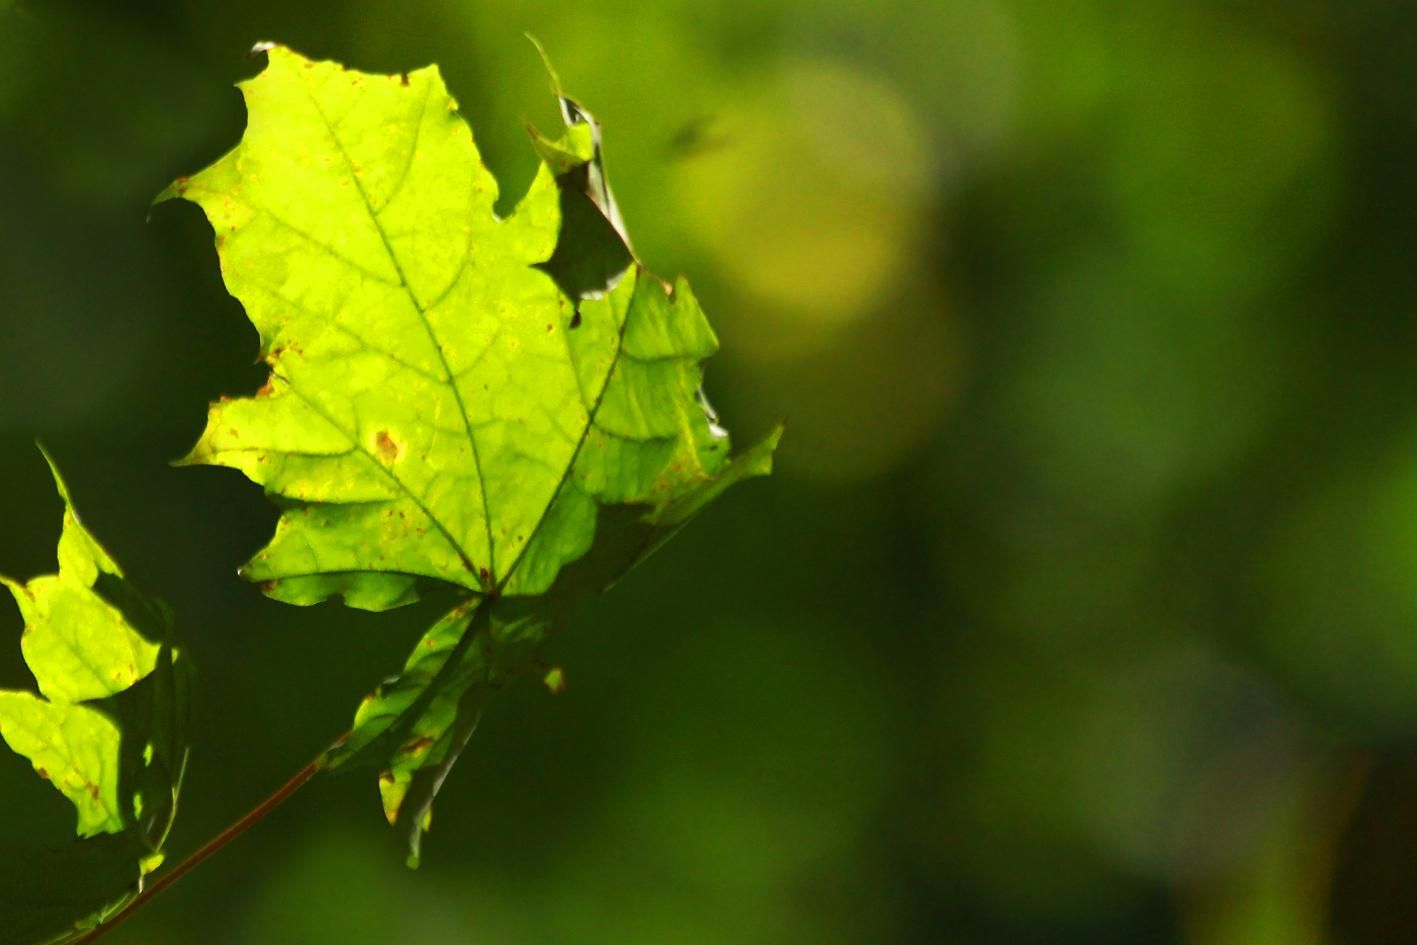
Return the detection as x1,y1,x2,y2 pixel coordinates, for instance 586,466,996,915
0,449,191,944
325,598,517,868
4,462,159,707
0,693,124,837
322,427,778,865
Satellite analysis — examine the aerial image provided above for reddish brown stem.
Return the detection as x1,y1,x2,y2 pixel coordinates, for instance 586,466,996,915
71,752,326,944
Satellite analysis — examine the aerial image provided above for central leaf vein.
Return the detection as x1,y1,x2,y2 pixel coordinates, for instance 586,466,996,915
297,71,497,585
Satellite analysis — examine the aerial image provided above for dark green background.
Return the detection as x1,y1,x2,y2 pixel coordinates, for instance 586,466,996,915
3,1,1417,943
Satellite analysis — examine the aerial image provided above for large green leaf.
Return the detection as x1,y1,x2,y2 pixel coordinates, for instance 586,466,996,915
0,451,191,943
166,44,777,862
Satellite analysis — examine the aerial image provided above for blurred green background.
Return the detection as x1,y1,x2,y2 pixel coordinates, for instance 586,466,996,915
3,1,1416,942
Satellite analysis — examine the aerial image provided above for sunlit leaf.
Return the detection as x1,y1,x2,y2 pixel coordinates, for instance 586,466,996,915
166,45,777,863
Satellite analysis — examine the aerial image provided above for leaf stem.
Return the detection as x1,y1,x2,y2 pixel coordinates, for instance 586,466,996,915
71,749,328,944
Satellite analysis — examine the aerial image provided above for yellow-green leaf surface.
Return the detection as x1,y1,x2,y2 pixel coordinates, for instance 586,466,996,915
0,451,191,944
168,45,776,862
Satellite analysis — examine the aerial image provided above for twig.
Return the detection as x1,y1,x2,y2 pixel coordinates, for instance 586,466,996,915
71,750,327,944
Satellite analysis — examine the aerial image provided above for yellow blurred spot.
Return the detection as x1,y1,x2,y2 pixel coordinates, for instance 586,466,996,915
675,57,935,348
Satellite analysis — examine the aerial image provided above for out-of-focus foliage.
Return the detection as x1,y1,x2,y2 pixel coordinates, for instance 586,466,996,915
1,1,1415,944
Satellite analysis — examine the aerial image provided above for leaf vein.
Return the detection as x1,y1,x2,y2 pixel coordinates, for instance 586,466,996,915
295,70,496,584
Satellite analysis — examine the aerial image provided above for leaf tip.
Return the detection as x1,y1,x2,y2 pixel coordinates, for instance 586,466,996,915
762,421,786,456
524,33,563,99
33,440,77,510
168,447,201,469
738,423,784,479
152,176,190,209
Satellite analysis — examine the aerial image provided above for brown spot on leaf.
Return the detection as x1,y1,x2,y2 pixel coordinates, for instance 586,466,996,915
36,767,48,780
400,72,410,86
260,580,278,594
86,782,100,801
255,377,276,399
375,430,402,464
401,737,435,756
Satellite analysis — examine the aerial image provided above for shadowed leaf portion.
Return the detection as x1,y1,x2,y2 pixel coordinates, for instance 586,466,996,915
0,451,191,944
168,44,776,863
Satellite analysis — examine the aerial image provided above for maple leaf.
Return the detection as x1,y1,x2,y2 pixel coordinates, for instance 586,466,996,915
164,45,778,863
0,449,190,943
